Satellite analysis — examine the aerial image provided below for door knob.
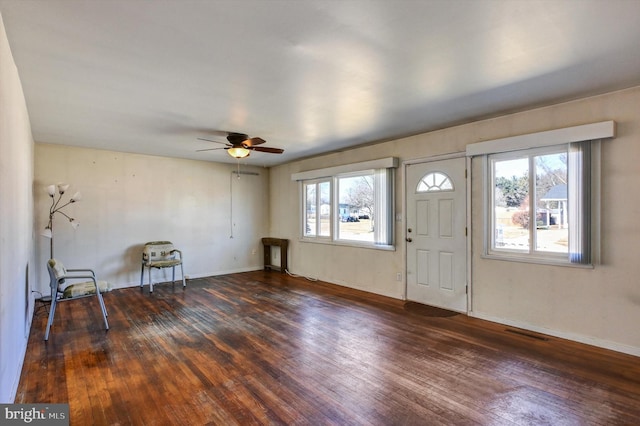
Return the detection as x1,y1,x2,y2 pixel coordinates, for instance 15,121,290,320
406,237,413,242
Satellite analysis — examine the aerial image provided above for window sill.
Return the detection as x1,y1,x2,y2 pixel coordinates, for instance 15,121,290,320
300,237,395,252
482,252,594,268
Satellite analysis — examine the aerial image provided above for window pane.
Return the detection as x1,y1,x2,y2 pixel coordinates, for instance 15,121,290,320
319,181,331,237
417,172,453,192
337,174,374,242
493,157,529,251
535,152,568,253
304,183,316,236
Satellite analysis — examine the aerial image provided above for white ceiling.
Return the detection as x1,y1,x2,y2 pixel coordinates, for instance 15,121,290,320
2,0,640,167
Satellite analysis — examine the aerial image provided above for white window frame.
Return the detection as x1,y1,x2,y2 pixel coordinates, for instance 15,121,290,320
466,121,615,267
293,158,398,250
487,144,580,264
302,178,332,240
335,170,373,242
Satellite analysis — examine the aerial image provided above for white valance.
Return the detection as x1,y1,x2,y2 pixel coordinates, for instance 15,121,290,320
466,121,616,157
291,157,399,181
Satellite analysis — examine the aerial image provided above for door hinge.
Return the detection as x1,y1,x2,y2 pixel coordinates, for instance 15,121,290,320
465,169,468,179
465,227,468,236
466,285,468,294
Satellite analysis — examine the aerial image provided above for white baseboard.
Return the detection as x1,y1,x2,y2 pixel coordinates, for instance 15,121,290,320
183,266,264,280
111,266,264,290
470,311,640,358
310,275,403,300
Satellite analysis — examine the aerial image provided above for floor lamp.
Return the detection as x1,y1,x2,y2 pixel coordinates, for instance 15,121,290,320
41,183,82,259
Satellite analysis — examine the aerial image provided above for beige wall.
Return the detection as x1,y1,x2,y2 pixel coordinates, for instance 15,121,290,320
0,14,34,402
470,88,640,356
270,86,640,356
34,145,270,294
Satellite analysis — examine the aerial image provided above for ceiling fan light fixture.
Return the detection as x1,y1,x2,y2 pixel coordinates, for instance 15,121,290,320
227,146,250,158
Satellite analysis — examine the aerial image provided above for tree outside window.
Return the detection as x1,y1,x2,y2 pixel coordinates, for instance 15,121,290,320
338,174,374,242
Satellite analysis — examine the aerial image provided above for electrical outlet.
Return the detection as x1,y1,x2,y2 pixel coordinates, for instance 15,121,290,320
251,249,257,255
396,272,402,281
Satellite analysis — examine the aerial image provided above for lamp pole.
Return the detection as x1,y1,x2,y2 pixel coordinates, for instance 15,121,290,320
43,184,82,260
49,215,54,259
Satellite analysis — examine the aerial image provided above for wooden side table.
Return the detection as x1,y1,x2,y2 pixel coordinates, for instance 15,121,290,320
261,238,289,273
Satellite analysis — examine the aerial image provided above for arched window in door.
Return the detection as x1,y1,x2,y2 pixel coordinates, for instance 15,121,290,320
416,171,454,192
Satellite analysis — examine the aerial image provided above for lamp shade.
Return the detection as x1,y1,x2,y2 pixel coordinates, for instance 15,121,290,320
57,183,70,194
227,147,250,159
70,191,82,202
41,228,52,238
46,185,56,197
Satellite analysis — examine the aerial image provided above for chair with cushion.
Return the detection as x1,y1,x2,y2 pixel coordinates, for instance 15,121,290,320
45,258,110,341
140,241,186,293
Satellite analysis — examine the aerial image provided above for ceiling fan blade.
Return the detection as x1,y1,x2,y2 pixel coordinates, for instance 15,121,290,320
226,132,249,145
251,146,284,154
197,137,228,145
243,137,266,147
196,147,226,152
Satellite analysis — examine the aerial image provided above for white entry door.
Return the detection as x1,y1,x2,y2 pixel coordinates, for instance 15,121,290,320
406,157,467,312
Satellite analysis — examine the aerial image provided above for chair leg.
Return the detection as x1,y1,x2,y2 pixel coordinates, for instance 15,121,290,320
180,264,186,288
140,264,145,288
50,296,57,319
172,266,176,285
97,286,108,318
149,267,153,293
44,297,58,341
96,291,109,330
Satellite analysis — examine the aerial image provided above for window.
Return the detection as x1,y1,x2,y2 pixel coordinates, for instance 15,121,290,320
417,172,453,192
337,173,374,242
487,141,592,265
466,121,615,266
294,158,397,249
303,179,330,238
488,141,592,265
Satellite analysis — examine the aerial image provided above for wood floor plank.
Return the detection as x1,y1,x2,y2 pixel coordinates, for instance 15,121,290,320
16,271,640,425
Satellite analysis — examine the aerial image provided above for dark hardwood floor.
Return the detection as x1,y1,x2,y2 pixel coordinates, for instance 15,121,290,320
18,271,640,425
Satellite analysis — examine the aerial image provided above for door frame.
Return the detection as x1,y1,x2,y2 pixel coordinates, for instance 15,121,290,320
402,152,472,314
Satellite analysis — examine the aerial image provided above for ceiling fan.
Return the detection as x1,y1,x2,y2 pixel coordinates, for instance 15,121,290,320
197,132,284,159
